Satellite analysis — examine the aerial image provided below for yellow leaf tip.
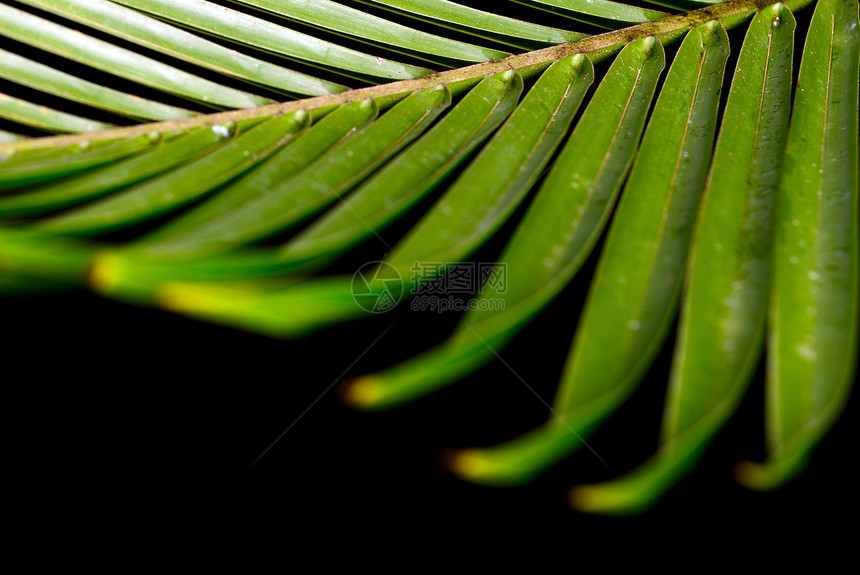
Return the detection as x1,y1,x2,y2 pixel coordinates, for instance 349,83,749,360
734,460,767,489
88,251,120,294
338,376,381,409
734,459,794,492
443,448,487,480
568,485,607,513
567,484,653,515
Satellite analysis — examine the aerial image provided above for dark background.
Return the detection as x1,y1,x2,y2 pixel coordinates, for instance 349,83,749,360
6,178,857,539
5,262,857,536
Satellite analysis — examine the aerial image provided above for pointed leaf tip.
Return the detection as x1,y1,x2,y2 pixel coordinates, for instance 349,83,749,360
88,251,120,294
567,485,648,516
770,2,787,18
570,53,587,73
444,449,487,481
764,2,791,28
733,453,812,491
734,460,776,491
338,377,383,410
702,20,720,36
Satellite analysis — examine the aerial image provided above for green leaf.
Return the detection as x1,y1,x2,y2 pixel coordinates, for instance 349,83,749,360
352,0,585,49
0,91,113,134
513,0,667,27
155,53,591,336
37,114,306,236
135,86,449,256
0,127,237,217
0,130,25,144
135,100,377,252
280,69,524,270
0,226,98,284
342,36,664,411
0,2,273,108
737,0,859,492
0,48,195,122
383,53,594,278
102,0,432,81
224,0,510,64
0,132,164,192
453,20,729,484
90,71,521,301
570,2,797,513
18,0,347,97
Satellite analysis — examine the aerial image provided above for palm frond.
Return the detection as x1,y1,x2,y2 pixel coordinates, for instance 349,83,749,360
0,0,856,517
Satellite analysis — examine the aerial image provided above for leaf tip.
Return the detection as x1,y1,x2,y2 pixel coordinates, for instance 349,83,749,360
291,109,309,124
640,36,657,56
567,484,650,516
569,53,588,74
770,2,787,17
734,459,772,490
701,19,720,37
734,458,802,492
88,250,120,294
763,1,794,28
338,376,382,410
443,448,487,481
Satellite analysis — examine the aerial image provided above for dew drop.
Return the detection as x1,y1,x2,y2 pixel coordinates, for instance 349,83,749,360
211,125,230,139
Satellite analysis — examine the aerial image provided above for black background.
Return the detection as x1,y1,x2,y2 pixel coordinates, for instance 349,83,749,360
5,204,857,538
